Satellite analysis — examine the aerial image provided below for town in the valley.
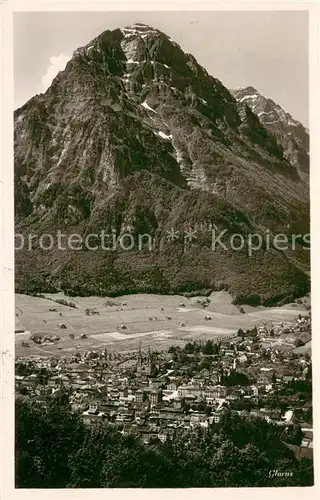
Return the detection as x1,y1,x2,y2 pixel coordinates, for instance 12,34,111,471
15,300,312,458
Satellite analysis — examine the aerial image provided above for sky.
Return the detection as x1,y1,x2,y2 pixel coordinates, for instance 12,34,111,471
14,10,309,126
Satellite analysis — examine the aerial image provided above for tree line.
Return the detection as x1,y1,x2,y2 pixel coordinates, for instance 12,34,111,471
16,397,313,488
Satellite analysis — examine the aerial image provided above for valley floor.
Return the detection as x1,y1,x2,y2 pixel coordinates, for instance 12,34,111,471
15,291,310,357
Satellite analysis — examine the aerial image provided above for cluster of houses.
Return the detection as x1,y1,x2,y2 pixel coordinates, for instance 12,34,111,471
255,313,311,349
79,375,231,442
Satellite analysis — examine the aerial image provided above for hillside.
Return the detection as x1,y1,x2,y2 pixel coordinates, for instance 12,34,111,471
16,398,313,488
14,23,310,304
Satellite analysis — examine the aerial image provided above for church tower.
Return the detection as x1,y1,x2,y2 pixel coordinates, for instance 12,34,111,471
145,347,153,376
136,345,143,377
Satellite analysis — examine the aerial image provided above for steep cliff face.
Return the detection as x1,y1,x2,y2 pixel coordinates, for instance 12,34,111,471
231,86,309,180
14,24,310,303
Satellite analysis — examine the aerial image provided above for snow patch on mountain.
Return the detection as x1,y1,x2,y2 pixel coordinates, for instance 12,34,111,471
157,131,172,140
141,101,158,114
239,94,259,102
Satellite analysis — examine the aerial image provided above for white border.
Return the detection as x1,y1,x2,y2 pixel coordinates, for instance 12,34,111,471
1,1,319,499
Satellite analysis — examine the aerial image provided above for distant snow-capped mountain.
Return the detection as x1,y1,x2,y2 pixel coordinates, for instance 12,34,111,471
231,86,309,179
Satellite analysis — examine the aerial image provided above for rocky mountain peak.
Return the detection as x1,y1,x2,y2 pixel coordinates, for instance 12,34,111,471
231,86,309,178
121,23,163,38
237,86,259,96
14,25,310,303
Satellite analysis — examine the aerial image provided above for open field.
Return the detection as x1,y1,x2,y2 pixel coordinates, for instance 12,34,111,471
15,291,308,357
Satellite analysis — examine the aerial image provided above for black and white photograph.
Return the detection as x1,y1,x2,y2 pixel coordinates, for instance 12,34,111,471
1,2,319,496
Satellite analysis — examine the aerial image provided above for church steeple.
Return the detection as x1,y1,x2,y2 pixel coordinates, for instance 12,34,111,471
136,343,143,377
138,342,143,361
